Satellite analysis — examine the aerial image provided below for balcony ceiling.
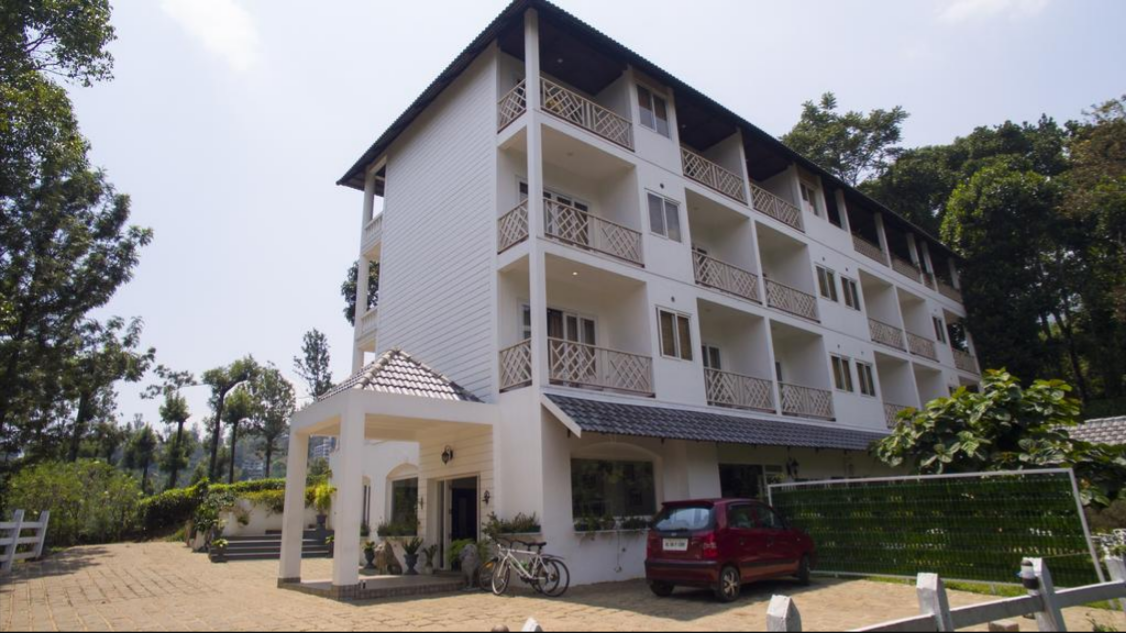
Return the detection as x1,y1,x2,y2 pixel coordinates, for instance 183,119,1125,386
498,17,626,96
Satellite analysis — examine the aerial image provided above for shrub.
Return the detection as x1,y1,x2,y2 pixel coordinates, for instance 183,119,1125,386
242,489,286,515
447,538,476,568
483,512,541,538
138,481,209,536
376,519,419,538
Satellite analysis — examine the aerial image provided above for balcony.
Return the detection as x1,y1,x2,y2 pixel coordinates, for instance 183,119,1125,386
705,368,775,413
938,280,963,303
548,338,653,396
869,318,907,352
923,273,936,291
907,332,938,361
544,198,643,266
953,349,980,374
681,147,747,204
541,78,633,150
891,255,922,283
361,213,383,256
780,383,834,421
497,200,529,253
765,278,819,322
497,80,527,132
853,234,887,265
499,340,532,392
883,402,914,429
693,252,761,303
357,307,378,342
750,184,804,232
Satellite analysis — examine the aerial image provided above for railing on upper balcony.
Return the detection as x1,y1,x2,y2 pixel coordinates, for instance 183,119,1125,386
362,213,383,255
868,318,907,351
765,278,819,322
499,340,532,392
497,80,527,131
548,338,653,396
923,272,937,291
938,280,963,303
852,234,887,265
953,348,980,374
705,368,774,412
750,184,804,231
497,201,529,253
883,402,914,429
780,383,834,420
693,252,761,303
544,198,643,266
540,78,633,150
681,147,747,203
907,332,938,361
357,307,379,341
891,255,922,283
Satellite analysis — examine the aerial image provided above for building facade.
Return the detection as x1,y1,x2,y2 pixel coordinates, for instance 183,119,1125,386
280,0,982,593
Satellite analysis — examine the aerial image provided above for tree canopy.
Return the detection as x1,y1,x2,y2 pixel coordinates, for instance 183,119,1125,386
294,329,333,399
341,260,379,326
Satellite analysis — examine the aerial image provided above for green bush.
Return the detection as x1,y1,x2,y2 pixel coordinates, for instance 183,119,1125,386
138,481,209,536
376,519,419,538
138,478,293,537
7,460,143,547
242,489,286,515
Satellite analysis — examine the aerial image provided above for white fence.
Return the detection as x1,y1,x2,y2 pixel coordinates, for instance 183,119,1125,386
1,509,50,574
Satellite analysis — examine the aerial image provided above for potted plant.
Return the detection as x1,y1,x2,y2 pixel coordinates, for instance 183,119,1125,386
601,514,618,532
620,516,650,532
402,537,423,576
360,521,371,539
209,538,229,563
363,540,377,570
421,544,439,575
312,483,335,535
447,539,475,571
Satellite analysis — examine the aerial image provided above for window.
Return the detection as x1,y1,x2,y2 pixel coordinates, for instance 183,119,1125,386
702,344,722,370
637,85,670,137
799,181,821,217
751,505,785,531
933,317,947,344
728,504,754,530
831,355,854,392
842,277,862,311
720,464,764,499
390,478,418,529
658,309,693,361
547,308,596,344
571,459,656,518
856,362,877,397
648,193,681,241
521,304,532,340
816,266,839,302
519,181,590,211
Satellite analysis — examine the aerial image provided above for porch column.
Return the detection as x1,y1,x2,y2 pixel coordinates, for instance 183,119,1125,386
352,169,378,373
332,405,365,588
835,190,852,233
524,8,549,388
278,429,310,583
874,213,891,264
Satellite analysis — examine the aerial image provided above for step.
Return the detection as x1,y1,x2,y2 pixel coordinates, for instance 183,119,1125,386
222,551,329,561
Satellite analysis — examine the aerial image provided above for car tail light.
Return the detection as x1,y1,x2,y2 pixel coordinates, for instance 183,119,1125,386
647,531,660,558
696,531,718,560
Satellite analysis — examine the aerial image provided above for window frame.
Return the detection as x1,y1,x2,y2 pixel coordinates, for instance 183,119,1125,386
647,192,682,242
933,316,948,344
658,308,694,361
830,354,855,393
841,277,862,311
570,458,658,519
636,83,671,138
702,344,722,370
389,477,419,529
799,180,822,218
816,266,840,302
856,361,877,397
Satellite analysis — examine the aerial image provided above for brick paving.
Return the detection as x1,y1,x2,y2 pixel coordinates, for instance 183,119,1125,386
1,542,1124,631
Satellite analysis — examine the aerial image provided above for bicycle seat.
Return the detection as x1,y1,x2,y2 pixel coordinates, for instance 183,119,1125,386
517,540,548,551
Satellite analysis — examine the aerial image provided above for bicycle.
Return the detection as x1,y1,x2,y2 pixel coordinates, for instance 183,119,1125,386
489,538,570,598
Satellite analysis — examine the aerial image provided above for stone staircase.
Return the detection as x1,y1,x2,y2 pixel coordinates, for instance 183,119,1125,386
221,530,332,562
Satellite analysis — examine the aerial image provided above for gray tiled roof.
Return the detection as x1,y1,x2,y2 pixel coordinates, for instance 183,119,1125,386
547,394,887,451
1070,417,1126,446
320,349,482,403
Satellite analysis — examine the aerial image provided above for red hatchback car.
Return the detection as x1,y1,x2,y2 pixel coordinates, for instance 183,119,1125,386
645,499,816,602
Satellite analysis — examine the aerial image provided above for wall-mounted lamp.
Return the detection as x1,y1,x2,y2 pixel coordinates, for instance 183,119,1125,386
442,446,455,465
483,490,492,506
418,496,425,510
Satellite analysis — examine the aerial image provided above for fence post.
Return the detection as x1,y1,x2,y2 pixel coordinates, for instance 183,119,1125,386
1,509,25,574
767,595,803,632
1105,555,1126,614
33,511,50,560
521,618,543,632
917,573,954,631
1022,558,1066,632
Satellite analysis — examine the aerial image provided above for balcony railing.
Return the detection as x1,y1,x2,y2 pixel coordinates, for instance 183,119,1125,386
548,338,653,396
541,78,633,150
544,198,643,266
765,278,819,322
362,213,383,256
923,273,937,291
750,184,804,231
938,280,963,303
357,307,378,341
693,252,761,303
681,147,747,203
853,234,887,265
953,349,980,374
907,332,938,361
497,201,529,253
891,255,922,282
705,368,775,412
869,318,907,351
780,383,834,420
499,340,532,392
883,402,914,429
497,80,527,131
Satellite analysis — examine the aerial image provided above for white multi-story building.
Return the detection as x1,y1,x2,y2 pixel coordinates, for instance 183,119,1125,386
280,0,981,595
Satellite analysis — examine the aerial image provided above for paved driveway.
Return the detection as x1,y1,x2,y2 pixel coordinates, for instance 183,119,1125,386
1,542,1122,631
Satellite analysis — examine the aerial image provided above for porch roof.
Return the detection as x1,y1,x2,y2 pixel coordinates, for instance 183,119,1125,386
321,349,482,403
546,394,887,452
1070,416,1126,446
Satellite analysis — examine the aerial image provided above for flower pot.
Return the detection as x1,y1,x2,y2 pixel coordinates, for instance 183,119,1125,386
404,554,419,576
364,549,377,570
315,514,328,535
210,546,227,563
423,562,434,576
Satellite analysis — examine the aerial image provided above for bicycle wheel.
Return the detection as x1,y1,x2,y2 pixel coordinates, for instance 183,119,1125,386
539,558,571,598
477,557,498,592
490,559,512,596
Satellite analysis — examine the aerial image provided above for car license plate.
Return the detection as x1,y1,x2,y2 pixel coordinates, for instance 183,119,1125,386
663,538,688,552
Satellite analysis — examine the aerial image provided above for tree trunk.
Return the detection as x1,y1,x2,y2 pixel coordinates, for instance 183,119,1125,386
141,459,150,495
208,394,226,481
228,420,238,484
167,420,185,490
68,389,93,462
264,442,273,480
1052,307,1090,403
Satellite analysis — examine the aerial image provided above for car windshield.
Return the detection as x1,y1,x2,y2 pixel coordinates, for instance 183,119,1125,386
653,505,714,532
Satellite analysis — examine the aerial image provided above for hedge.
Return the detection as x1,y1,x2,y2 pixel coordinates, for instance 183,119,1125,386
138,477,308,537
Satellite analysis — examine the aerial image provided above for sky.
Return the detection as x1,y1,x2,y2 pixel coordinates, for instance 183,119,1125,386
72,0,1126,436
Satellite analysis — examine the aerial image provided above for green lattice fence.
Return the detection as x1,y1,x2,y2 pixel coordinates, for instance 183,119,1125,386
768,469,1101,587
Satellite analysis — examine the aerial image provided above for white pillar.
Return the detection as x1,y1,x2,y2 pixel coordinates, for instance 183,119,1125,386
835,189,852,233
947,258,962,290
278,430,310,583
874,213,891,264
524,9,549,389
920,242,936,280
332,405,365,588
352,170,378,373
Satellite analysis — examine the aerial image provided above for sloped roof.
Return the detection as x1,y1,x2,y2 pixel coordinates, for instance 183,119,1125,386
546,394,887,451
320,349,482,403
1070,417,1126,446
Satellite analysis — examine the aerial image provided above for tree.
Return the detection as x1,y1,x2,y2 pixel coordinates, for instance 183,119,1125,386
201,356,259,481
0,0,116,85
221,386,257,484
157,425,195,492
143,366,195,489
781,92,909,186
86,418,126,464
341,260,380,326
294,329,333,400
123,416,158,494
250,364,294,478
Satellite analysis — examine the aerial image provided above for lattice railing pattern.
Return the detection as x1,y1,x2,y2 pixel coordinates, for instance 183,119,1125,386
868,318,907,351
681,147,747,203
939,280,963,303
765,279,819,322
541,79,633,150
499,340,532,392
853,234,887,265
706,369,775,412
750,184,803,231
548,338,653,395
953,349,980,374
891,255,922,282
544,198,643,266
693,252,760,303
780,383,834,420
907,332,938,360
497,201,529,253
883,403,914,429
497,80,527,131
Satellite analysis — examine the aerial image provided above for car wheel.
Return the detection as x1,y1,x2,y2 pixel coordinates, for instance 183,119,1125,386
649,581,675,598
715,566,741,603
797,555,812,587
